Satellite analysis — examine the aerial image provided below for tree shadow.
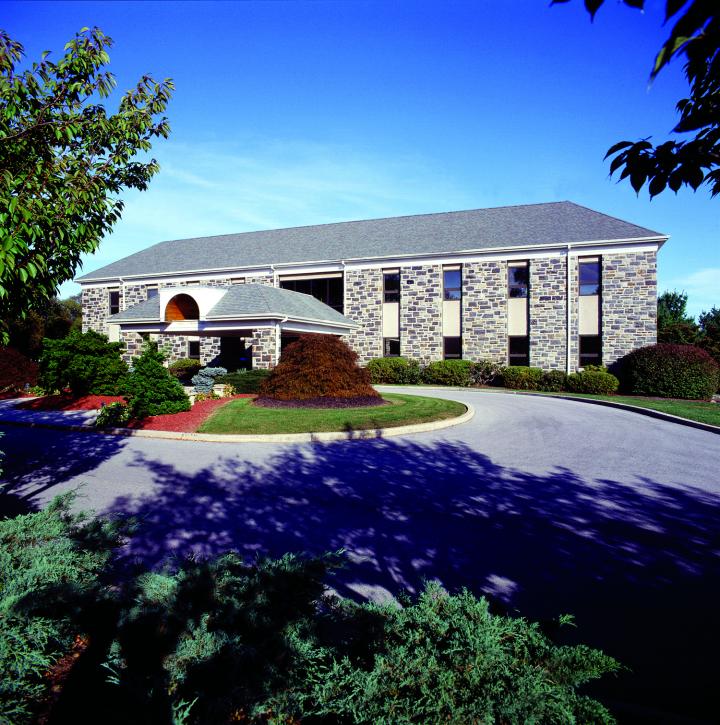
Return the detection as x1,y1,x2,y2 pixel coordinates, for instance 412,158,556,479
106,438,720,721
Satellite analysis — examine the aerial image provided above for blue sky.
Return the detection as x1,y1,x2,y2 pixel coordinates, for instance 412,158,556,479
5,0,718,317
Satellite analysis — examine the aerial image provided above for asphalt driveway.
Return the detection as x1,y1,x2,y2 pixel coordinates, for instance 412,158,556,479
1,388,719,721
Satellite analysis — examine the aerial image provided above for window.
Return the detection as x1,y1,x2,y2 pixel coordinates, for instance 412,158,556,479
579,259,601,296
383,271,400,303
279,276,344,312
230,277,245,285
508,265,529,298
443,268,462,301
108,289,120,315
186,280,201,287
187,341,200,360
146,286,158,300
384,338,400,357
508,336,529,366
579,335,601,367
444,337,462,359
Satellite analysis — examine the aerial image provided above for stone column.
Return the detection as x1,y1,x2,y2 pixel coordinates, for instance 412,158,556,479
463,261,507,363
529,257,567,370
344,268,383,363
82,287,110,335
400,264,443,365
251,327,278,369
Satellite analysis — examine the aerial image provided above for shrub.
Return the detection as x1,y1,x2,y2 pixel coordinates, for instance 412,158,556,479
502,366,543,390
95,401,131,428
421,359,474,386
539,369,568,392
260,334,380,402
469,359,504,386
194,391,220,402
217,369,271,393
567,370,620,395
619,343,720,400
366,357,422,385
38,330,127,396
124,342,190,418
191,366,227,394
167,357,202,383
0,347,38,393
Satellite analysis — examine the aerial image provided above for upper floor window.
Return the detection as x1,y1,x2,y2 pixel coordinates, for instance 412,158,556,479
108,289,120,315
383,270,400,303
508,264,529,298
579,258,601,296
146,286,158,300
279,275,343,313
443,268,462,301
230,277,245,285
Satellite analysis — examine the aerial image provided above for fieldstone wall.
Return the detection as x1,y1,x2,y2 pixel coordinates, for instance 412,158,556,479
122,284,148,310
200,337,222,366
400,265,443,365
120,330,145,364
82,287,109,335
529,257,567,370
344,268,383,363
463,261,507,362
602,251,657,367
251,327,278,369
158,335,191,362
568,255,580,371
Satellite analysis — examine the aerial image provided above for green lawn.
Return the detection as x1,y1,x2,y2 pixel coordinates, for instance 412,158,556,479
198,393,467,434
528,391,720,426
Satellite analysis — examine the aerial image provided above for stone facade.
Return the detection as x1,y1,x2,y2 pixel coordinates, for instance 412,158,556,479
122,284,148,311
344,268,383,364
529,257,567,370
400,265,443,365
120,330,145,363
200,337,222,366
463,261,507,363
568,255,580,370
602,251,657,367
82,287,111,335
251,327,278,369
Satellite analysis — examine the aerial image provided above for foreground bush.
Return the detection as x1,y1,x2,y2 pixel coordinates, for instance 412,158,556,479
38,330,127,396
502,366,543,390
0,498,620,724
217,368,271,393
124,341,190,418
421,359,474,386
539,369,567,392
191,366,227,394
95,401,131,428
167,357,202,383
469,359,505,386
619,344,719,400
0,347,38,394
366,356,422,384
260,334,380,403
567,370,620,395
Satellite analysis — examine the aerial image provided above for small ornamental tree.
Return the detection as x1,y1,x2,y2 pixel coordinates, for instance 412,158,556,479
259,334,382,405
38,330,127,396
0,347,38,393
124,340,190,418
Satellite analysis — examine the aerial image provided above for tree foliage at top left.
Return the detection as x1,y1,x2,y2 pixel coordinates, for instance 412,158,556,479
0,27,174,338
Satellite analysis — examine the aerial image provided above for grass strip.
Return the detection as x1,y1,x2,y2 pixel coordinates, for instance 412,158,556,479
197,393,466,434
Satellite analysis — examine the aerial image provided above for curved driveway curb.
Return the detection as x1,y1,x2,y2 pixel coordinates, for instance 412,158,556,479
0,402,474,444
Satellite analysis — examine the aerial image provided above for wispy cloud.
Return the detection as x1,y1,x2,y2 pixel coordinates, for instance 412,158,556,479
661,267,720,318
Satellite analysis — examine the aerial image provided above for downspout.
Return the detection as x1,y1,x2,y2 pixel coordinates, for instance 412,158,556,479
566,245,572,375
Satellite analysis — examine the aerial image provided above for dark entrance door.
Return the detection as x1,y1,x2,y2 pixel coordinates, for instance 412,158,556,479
220,336,252,370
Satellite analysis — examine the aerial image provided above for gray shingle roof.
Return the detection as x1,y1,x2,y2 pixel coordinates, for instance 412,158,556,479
78,201,666,282
107,284,355,327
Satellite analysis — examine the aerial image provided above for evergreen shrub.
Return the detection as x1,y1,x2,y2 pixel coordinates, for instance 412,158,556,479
366,357,422,385
421,359,474,386
469,359,505,386
619,343,719,399
167,358,202,383
124,341,190,418
95,401,131,428
539,369,568,392
38,330,127,395
566,370,619,395
502,366,543,390
191,366,227,394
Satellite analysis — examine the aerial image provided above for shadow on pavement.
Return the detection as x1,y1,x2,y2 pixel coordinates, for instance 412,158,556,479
105,437,719,722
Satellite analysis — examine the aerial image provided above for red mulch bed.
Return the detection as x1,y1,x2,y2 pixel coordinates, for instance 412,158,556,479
128,395,255,432
17,394,126,411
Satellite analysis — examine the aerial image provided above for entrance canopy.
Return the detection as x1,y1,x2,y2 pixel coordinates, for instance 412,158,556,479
107,284,359,337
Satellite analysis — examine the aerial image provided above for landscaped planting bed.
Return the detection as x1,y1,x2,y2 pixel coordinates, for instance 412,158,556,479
17,394,126,411
127,395,253,432
198,393,466,434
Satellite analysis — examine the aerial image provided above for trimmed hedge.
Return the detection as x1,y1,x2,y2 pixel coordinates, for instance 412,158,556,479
260,334,380,401
167,357,202,383
421,359,474,386
566,370,619,395
619,343,719,400
502,366,543,391
539,369,567,392
0,347,38,394
366,357,422,385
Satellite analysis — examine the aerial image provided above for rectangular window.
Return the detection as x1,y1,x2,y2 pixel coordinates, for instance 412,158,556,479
444,337,462,359
230,277,245,285
279,275,344,312
187,341,200,360
146,286,158,300
579,335,602,367
443,268,462,301
383,337,400,357
508,264,529,298
108,289,120,315
579,258,601,296
508,336,529,366
383,271,400,303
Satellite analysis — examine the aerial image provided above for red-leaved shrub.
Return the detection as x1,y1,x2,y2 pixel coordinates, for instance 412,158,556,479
619,343,719,400
259,334,382,404
0,347,38,393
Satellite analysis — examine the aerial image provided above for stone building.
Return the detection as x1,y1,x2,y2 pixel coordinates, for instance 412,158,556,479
77,201,666,371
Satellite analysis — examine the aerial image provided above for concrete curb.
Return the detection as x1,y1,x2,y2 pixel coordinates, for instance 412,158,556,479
376,385,720,436
0,401,474,444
